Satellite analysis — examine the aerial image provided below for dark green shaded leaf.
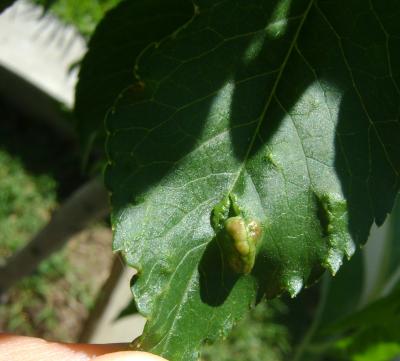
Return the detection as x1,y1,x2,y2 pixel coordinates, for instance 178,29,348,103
74,0,194,162
105,0,400,359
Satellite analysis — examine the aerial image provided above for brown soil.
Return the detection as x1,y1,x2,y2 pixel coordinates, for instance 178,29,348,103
54,225,114,342
0,225,114,342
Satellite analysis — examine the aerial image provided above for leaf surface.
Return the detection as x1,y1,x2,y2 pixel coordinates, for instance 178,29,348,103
104,0,400,359
293,198,400,361
75,0,194,159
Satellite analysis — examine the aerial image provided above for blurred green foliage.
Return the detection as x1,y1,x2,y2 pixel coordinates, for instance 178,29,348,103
0,150,56,259
33,0,121,37
0,148,63,335
0,145,97,340
329,287,400,361
0,97,92,340
201,300,290,361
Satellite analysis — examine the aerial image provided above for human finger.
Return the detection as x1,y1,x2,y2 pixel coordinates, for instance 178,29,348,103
0,333,126,361
93,351,168,361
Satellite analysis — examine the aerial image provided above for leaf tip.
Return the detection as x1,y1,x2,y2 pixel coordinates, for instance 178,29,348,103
323,249,343,276
344,239,356,260
285,275,303,298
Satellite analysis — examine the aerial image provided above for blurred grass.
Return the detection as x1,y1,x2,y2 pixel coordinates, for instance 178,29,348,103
0,148,69,337
32,0,121,37
0,100,94,340
0,150,56,259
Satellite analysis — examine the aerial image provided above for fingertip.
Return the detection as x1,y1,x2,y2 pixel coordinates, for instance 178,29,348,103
0,333,126,360
93,351,168,361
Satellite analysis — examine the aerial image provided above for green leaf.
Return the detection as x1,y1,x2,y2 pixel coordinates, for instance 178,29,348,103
74,0,194,162
348,344,400,361
32,0,121,37
332,287,400,361
105,0,400,359
292,197,400,361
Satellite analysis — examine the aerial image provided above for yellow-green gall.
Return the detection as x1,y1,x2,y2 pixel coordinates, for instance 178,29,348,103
222,216,262,274
225,217,247,246
211,195,263,275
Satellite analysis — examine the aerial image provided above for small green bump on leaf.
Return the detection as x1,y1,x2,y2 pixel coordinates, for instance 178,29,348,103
315,192,355,273
285,275,303,298
263,151,279,169
229,193,242,216
315,192,348,236
211,196,231,232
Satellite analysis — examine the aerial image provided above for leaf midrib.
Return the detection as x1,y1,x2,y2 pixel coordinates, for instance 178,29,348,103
228,0,315,193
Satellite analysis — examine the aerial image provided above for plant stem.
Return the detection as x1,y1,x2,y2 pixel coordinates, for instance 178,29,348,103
0,178,109,296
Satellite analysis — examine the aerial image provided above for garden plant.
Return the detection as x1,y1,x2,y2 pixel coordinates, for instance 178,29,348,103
1,0,400,360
